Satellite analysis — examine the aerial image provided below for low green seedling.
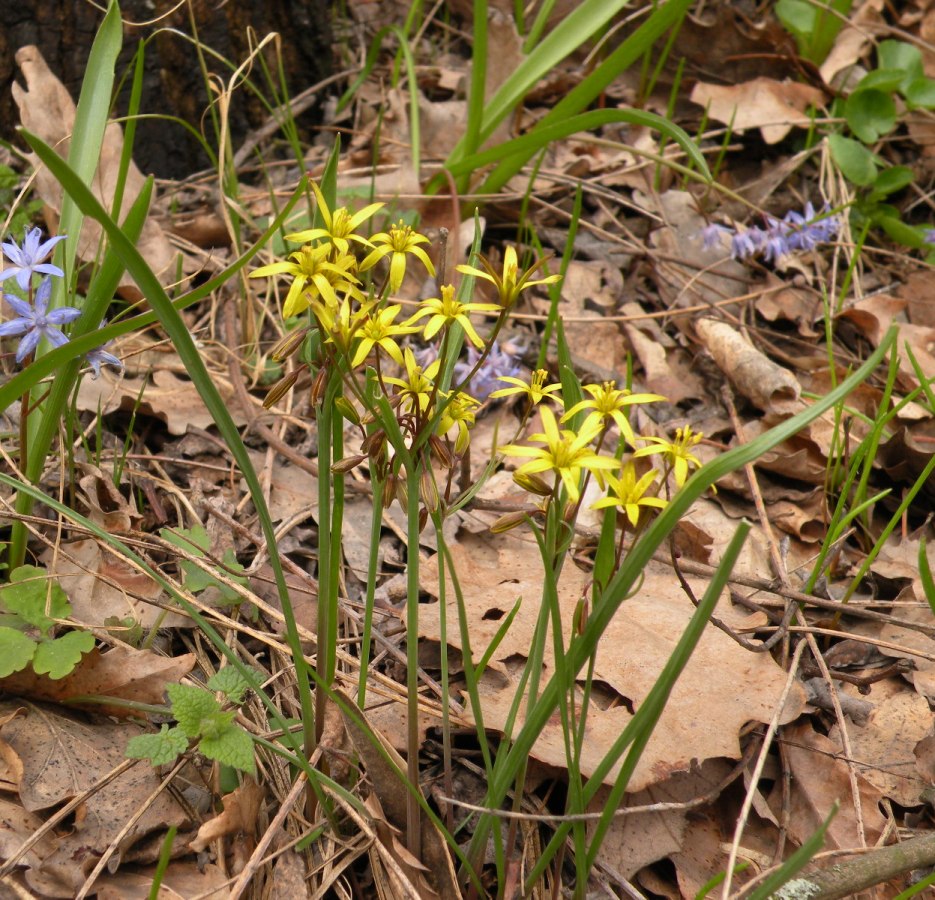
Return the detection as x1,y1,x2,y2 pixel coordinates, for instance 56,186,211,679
0,565,95,679
160,525,249,609
126,669,258,775
776,0,853,64
823,41,935,252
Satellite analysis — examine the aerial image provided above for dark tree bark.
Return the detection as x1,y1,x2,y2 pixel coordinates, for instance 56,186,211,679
0,0,333,179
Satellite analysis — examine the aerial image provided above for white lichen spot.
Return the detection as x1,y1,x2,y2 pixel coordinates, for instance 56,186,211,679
774,879,821,900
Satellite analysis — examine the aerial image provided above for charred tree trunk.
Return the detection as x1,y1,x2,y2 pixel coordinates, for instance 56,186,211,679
0,0,333,179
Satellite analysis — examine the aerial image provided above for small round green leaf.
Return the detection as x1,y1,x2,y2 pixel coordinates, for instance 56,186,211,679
0,627,36,677
845,89,897,143
869,165,915,199
878,39,924,89
905,77,935,109
32,630,95,680
829,134,878,186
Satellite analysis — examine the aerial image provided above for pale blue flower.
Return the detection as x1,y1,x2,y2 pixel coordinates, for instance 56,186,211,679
925,228,935,247
0,277,80,363
85,342,124,379
699,222,732,250
0,227,65,292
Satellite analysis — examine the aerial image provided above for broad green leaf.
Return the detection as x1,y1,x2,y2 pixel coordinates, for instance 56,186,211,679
208,666,256,704
199,724,256,775
0,628,36,676
875,214,926,249
0,566,71,635
905,77,935,109
126,725,189,767
869,165,914,199
166,683,222,738
845,89,896,143
878,40,924,90
829,134,878,186
32,630,96,680
854,69,905,94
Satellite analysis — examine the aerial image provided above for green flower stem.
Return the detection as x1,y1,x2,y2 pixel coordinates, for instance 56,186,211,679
405,458,423,860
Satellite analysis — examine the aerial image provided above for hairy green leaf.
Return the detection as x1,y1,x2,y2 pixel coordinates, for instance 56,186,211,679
126,725,189,767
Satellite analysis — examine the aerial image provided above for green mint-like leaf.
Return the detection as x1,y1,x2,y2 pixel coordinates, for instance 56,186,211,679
126,725,189,767
199,724,256,775
198,709,236,741
32,630,96,679
0,627,36,676
0,566,71,635
207,666,257,704
160,526,247,600
166,683,222,738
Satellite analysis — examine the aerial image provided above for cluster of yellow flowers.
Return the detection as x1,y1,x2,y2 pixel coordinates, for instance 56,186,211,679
250,183,703,528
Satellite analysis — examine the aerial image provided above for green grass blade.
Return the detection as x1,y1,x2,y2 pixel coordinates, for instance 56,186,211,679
462,325,898,876
22,129,316,761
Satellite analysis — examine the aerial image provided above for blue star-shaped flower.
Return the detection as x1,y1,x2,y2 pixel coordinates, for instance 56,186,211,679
0,277,80,363
0,227,65,293
85,343,124,379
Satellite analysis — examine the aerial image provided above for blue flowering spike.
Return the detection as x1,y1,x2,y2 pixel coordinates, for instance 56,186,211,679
0,227,66,293
0,277,80,363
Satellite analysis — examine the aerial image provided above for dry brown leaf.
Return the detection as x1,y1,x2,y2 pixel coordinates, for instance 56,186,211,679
0,700,189,887
43,539,187,630
95,862,230,899
0,795,57,870
189,780,263,853
419,538,805,792
828,678,930,808
77,366,247,437
774,720,886,850
695,318,801,411
0,647,195,719
11,46,183,295
690,78,826,144
591,760,732,880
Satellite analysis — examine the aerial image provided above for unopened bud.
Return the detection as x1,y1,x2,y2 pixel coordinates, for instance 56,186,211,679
270,326,309,361
490,509,531,533
419,506,429,532
331,454,367,474
382,475,397,509
263,368,302,409
573,596,590,636
420,467,439,513
309,367,328,407
334,397,360,425
513,470,553,497
428,435,453,468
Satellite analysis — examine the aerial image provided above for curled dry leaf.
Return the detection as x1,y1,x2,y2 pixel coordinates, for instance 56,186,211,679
419,538,806,792
695,317,801,411
189,780,263,853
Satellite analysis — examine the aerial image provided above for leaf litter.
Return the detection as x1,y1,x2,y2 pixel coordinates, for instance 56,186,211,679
5,1,935,897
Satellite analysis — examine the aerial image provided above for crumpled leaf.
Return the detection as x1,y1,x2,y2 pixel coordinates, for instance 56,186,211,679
419,536,806,792
690,77,826,144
